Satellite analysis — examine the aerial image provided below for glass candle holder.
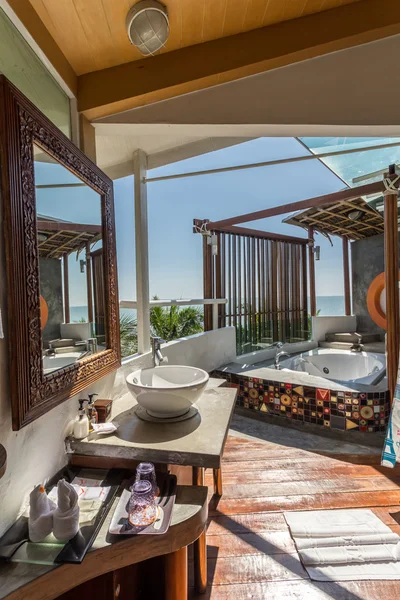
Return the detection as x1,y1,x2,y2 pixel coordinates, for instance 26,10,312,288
128,480,157,527
135,462,159,496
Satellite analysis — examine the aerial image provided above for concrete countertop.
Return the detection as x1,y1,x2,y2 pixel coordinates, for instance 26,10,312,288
68,380,237,469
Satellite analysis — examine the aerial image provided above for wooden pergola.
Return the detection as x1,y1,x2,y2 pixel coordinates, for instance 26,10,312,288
196,171,400,403
283,196,384,317
37,216,102,325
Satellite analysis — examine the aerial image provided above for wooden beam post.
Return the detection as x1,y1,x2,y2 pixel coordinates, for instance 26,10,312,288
133,150,151,354
164,546,188,600
192,467,207,594
342,237,351,316
301,244,309,338
308,227,316,317
86,242,94,324
63,254,70,323
384,187,399,404
79,115,97,164
203,235,213,332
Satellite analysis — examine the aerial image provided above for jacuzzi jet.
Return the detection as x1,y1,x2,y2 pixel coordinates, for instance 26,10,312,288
323,367,330,374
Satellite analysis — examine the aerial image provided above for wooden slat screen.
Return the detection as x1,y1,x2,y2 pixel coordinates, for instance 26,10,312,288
205,230,309,355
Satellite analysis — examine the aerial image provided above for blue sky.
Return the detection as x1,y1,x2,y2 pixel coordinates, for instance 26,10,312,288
34,147,102,306
115,137,347,302
35,137,351,307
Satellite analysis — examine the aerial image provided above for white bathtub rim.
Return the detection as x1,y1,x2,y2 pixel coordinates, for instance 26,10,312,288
219,348,388,393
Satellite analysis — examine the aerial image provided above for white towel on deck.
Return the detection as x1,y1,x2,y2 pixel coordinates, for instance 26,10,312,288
286,508,395,539
301,542,400,566
296,532,399,549
53,479,80,542
285,509,400,581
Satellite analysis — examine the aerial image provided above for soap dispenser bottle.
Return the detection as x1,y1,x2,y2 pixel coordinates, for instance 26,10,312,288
87,393,99,429
73,399,89,439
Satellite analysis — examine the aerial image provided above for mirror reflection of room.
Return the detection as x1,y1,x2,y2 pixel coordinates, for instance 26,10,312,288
33,144,106,376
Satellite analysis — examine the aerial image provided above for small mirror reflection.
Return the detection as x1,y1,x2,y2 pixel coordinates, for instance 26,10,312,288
34,144,106,376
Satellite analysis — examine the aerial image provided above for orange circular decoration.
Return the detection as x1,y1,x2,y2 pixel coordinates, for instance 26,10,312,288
40,295,49,330
366,270,400,330
360,406,374,420
281,394,292,407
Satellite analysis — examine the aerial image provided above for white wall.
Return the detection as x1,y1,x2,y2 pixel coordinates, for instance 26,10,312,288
0,325,236,536
312,315,357,343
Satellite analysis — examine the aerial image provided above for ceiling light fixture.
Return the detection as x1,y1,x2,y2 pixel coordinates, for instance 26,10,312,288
347,209,363,221
126,0,169,56
37,232,48,243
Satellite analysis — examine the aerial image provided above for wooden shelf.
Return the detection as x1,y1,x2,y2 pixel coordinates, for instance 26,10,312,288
1,485,208,600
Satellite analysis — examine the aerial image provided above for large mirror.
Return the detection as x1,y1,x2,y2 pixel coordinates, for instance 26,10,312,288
34,145,106,375
1,76,120,429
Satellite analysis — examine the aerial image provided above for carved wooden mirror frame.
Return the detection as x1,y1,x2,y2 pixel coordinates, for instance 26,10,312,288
0,77,121,430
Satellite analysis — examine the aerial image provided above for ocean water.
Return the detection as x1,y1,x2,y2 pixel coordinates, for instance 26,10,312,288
69,306,138,322
69,295,345,323
315,296,345,316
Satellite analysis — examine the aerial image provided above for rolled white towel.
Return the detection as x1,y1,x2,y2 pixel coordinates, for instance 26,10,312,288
29,485,56,542
53,479,80,542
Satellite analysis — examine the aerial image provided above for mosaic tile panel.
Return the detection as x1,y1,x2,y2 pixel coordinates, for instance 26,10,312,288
212,370,390,433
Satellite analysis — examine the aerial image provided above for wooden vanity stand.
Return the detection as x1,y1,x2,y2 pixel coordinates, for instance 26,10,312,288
0,382,236,600
69,382,237,595
0,486,207,600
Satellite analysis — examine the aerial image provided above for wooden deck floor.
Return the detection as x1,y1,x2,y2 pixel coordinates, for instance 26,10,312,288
189,426,400,599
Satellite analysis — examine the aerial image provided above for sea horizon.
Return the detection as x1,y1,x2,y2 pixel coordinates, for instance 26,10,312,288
69,295,346,323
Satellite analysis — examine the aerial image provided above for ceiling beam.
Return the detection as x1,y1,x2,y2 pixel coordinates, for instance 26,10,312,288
3,0,77,96
78,0,400,120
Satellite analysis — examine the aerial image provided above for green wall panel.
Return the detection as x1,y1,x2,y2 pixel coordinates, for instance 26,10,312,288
0,8,71,137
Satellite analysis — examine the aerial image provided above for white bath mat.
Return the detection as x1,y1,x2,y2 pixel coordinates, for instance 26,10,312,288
285,509,400,581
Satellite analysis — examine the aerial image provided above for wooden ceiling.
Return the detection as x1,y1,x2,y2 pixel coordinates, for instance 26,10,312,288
29,0,362,76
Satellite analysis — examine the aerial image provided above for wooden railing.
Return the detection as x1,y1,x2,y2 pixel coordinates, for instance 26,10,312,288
201,224,309,355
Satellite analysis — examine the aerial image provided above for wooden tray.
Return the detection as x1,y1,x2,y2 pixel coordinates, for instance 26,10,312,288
109,473,177,536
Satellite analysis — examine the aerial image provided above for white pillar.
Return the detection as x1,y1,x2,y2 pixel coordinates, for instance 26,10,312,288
133,150,151,354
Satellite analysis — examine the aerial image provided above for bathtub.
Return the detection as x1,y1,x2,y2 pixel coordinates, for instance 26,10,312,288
279,348,386,386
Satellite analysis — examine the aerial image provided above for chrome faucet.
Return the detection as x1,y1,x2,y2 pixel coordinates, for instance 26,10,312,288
274,351,291,370
270,341,291,370
151,336,166,367
87,338,98,354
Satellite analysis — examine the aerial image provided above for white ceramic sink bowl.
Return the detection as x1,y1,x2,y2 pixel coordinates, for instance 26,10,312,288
126,365,209,418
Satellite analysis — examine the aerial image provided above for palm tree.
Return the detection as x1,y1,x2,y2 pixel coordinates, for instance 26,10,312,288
150,297,203,341
118,298,204,357
119,312,138,357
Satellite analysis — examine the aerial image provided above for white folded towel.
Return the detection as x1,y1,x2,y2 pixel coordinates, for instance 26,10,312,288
285,509,400,581
296,532,400,550
301,542,400,566
29,485,56,542
53,479,80,542
285,509,395,539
